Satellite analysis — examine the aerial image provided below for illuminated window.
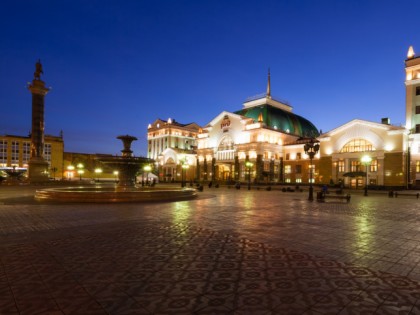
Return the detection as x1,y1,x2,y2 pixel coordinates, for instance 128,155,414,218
11,141,19,164
218,136,234,151
241,164,246,175
370,159,377,172
351,160,361,172
285,178,291,183
308,164,315,174
338,160,344,172
416,161,420,173
44,143,51,163
0,140,7,164
264,162,270,171
296,178,302,183
285,165,291,174
22,142,30,164
340,139,375,153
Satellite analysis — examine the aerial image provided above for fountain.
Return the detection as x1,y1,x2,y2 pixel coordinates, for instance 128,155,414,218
2,166,27,185
35,135,197,202
98,135,143,191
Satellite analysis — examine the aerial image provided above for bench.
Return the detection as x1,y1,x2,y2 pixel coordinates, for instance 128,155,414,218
394,192,419,199
317,192,351,203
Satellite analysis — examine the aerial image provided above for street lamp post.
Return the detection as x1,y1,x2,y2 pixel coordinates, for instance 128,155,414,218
246,161,253,190
361,155,372,196
76,163,84,181
94,168,102,182
67,165,74,180
143,165,152,186
304,138,320,201
77,169,84,181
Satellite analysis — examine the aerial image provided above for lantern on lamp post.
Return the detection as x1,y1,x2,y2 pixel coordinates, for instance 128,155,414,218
67,165,74,180
304,138,320,201
181,163,189,187
246,161,253,190
94,168,102,182
143,165,152,186
361,155,372,196
76,163,84,181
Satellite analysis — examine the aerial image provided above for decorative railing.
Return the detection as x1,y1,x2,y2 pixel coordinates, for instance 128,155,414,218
245,93,290,105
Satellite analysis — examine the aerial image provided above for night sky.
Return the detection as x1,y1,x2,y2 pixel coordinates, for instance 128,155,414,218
1,0,419,156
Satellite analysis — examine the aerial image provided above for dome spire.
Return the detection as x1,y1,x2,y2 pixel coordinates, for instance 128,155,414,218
407,46,415,59
266,68,271,99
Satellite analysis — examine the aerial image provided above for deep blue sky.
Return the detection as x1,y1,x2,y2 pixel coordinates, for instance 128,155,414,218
1,0,419,156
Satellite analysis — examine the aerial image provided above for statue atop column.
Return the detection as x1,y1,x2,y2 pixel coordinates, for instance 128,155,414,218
28,60,50,183
34,59,43,80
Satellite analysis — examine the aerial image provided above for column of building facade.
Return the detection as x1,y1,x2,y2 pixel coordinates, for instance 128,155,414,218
203,158,208,181
256,154,263,183
195,157,200,181
234,156,240,181
278,157,284,182
377,156,384,186
269,158,275,181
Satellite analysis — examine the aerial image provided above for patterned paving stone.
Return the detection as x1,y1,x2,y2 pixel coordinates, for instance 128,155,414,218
0,185,420,314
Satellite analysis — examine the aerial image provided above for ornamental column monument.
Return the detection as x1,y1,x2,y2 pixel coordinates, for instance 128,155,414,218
28,60,50,182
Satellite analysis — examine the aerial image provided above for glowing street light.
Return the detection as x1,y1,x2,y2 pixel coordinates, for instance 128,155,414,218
76,163,84,181
77,169,84,180
67,165,74,180
94,168,102,182
181,163,189,187
143,165,152,186
304,138,320,201
361,155,372,196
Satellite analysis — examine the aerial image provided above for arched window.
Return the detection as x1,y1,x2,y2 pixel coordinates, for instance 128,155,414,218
218,136,234,151
165,157,176,165
340,139,375,153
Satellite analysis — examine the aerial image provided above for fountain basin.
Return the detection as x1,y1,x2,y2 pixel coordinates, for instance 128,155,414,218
35,186,197,203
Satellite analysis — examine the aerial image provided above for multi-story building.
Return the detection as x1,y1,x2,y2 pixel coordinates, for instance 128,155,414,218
317,119,406,188
151,49,420,189
147,118,200,182
151,72,321,184
405,45,420,186
196,80,319,184
0,134,64,179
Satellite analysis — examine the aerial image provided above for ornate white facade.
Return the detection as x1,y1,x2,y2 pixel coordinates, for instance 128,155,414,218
148,48,420,188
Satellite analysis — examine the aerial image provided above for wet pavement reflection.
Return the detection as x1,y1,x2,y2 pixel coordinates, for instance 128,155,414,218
0,185,419,314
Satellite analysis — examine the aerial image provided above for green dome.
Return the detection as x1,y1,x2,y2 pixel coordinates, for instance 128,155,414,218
235,104,319,137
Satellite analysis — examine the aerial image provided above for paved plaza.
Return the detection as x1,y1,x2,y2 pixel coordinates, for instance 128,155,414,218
0,184,419,314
